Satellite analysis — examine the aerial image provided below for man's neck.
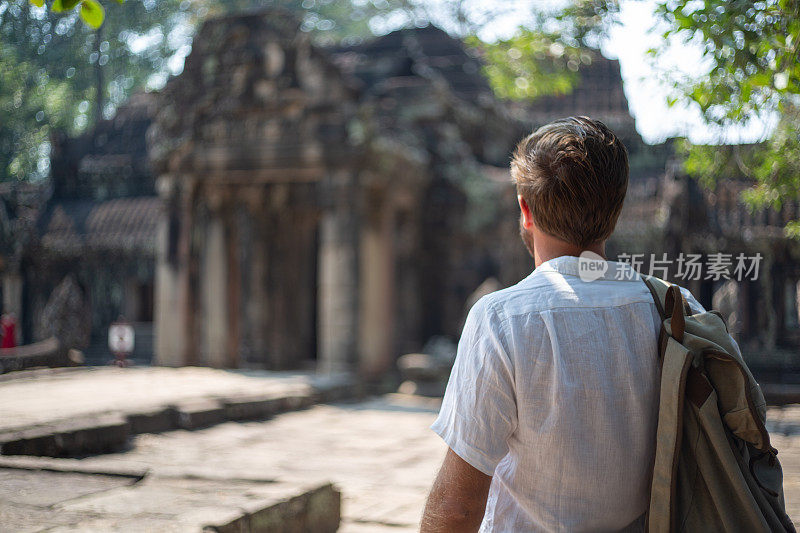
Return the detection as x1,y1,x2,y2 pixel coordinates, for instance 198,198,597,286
534,241,606,268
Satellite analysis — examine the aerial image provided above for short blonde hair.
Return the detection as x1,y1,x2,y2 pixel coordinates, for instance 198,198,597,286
511,116,629,247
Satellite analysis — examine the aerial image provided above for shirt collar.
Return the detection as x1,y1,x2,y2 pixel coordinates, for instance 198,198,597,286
533,255,640,282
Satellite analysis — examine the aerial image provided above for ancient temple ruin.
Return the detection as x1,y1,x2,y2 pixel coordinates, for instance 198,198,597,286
1,9,797,377
146,11,522,375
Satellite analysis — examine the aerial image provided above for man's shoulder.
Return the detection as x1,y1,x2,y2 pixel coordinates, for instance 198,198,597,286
472,274,553,319
476,271,663,322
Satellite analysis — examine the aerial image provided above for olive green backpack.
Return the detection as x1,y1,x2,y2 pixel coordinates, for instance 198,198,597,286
642,275,795,532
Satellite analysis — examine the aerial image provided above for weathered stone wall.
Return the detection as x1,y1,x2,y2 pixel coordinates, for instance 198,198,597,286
334,26,525,357
150,10,361,371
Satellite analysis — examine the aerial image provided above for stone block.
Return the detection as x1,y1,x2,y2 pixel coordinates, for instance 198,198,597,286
303,483,342,533
0,415,130,457
279,394,315,413
57,417,131,456
51,473,340,532
397,379,446,398
175,399,227,430
397,353,450,382
316,382,359,403
222,396,283,421
0,432,57,457
206,483,341,533
127,407,179,434
763,384,800,406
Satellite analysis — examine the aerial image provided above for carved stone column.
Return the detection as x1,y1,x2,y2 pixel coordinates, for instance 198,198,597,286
247,205,270,367
154,176,194,366
318,171,358,375
358,196,395,378
198,184,234,368
225,208,241,368
200,212,229,367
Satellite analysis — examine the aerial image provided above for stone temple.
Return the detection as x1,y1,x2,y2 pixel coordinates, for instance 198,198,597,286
1,9,798,378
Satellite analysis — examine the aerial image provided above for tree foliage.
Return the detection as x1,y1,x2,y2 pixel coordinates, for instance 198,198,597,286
0,0,191,181
465,1,620,102
26,0,120,29
466,29,587,101
655,0,800,123
678,104,800,238
653,0,800,237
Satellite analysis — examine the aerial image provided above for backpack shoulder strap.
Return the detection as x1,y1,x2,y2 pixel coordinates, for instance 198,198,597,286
642,274,693,318
641,274,669,319
641,274,694,531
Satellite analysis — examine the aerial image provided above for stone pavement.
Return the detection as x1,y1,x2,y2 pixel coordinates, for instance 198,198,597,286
3,366,800,531
9,395,799,531
0,395,445,532
0,366,342,433
0,366,353,457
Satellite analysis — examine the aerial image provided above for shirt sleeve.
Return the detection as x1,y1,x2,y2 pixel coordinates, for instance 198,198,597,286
430,296,517,476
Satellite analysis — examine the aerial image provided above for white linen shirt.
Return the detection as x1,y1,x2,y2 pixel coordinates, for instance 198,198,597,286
431,255,703,532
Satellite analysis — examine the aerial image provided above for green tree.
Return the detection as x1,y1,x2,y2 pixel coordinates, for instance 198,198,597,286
462,1,620,112
653,0,800,237
0,0,191,181
466,28,588,101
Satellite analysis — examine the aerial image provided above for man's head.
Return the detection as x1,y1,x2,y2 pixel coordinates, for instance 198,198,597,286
511,116,629,259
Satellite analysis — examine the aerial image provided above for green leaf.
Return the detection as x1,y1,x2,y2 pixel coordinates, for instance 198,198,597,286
52,0,81,12
29,0,45,7
79,0,105,28
785,220,800,240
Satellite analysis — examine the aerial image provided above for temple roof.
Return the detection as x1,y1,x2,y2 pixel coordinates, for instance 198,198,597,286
521,54,635,129
36,196,160,255
329,25,493,102
49,92,157,202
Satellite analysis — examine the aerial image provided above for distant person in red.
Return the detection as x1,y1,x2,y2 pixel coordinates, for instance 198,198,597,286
0,313,17,349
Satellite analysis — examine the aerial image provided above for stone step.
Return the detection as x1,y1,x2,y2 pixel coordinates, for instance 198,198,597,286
0,463,340,532
0,378,359,457
0,414,131,457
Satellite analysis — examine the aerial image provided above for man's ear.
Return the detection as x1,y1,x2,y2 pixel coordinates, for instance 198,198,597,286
518,195,534,229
